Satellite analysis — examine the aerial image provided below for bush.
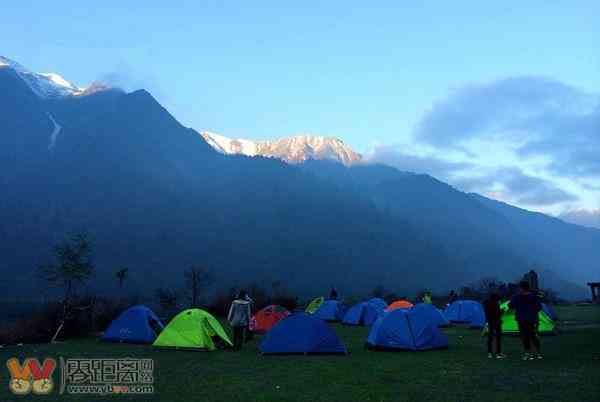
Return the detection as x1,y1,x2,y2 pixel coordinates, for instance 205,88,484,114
0,302,62,345
92,297,138,333
206,284,300,317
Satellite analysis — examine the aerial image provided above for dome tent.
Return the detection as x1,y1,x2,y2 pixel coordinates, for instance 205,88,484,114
305,297,324,314
153,309,232,351
260,313,347,355
444,300,486,328
367,308,448,351
313,300,347,322
102,305,164,344
386,300,414,312
411,303,450,327
342,302,380,326
541,303,558,321
367,297,388,312
250,305,290,333
484,301,555,335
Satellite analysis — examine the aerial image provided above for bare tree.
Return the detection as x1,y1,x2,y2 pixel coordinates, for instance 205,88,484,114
371,285,387,298
116,267,128,288
184,266,213,308
37,233,94,342
38,233,94,306
155,288,179,312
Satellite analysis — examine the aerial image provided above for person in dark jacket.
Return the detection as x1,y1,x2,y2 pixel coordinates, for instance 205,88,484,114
227,290,251,351
244,293,254,341
448,290,458,305
329,286,338,300
509,281,543,360
483,292,505,359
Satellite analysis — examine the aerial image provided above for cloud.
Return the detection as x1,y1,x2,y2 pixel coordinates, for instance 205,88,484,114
364,144,472,182
414,76,600,179
415,76,600,147
518,107,600,178
365,76,598,212
88,62,168,102
559,209,600,229
453,167,579,206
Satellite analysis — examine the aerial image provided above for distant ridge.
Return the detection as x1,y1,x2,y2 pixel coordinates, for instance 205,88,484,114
200,132,362,166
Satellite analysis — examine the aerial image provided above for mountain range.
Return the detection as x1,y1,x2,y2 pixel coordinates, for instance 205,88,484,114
200,132,362,166
1,56,597,300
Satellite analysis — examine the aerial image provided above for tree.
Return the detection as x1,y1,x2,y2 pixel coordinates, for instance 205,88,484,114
371,285,387,298
473,277,504,296
38,233,94,306
37,233,94,342
155,288,179,312
115,268,128,288
184,266,213,308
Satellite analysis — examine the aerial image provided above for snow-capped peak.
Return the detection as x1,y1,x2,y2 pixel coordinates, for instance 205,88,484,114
200,132,362,166
0,56,83,98
38,73,79,91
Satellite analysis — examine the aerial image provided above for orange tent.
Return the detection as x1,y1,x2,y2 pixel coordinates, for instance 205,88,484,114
385,300,414,311
250,305,290,333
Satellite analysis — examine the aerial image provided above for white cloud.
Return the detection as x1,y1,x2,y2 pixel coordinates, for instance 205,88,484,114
368,76,600,214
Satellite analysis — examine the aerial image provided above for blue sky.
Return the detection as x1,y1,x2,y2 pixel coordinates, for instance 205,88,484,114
2,1,599,220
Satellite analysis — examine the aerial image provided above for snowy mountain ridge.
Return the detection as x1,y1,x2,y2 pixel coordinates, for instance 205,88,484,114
0,56,83,98
200,131,362,166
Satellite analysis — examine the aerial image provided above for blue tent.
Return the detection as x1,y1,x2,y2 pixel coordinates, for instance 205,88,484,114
443,300,485,328
342,302,379,326
542,303,558,321
260,313,347,355
314,300,346,321
367,298,388,312
412,303,450,327
102,305,164,344
367,308,448,351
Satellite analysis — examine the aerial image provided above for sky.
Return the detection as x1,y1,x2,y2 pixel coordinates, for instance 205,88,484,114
2,1,599,223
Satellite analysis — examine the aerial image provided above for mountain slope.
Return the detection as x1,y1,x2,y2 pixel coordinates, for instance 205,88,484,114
470,194,600,286
0,56,83,98
200,132,362,165
1,57,593,300
0,68,460,298
301,160,591,298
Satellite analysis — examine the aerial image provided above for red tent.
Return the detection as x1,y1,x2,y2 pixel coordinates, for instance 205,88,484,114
386,300,414,311
250,305,290,333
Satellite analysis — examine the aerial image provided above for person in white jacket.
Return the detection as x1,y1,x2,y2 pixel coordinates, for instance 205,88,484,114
227,290,251,351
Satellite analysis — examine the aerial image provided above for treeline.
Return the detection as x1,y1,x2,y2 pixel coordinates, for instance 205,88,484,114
0,233,565,346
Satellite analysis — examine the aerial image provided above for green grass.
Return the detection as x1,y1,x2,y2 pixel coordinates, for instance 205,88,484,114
1,306,599,402
554,304,600,324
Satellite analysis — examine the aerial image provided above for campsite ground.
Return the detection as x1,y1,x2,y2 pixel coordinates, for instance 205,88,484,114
1,305,599,402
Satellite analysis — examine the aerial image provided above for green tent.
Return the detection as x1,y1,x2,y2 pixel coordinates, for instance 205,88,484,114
484,301,555,335
305,297,324,314
153,309,232,351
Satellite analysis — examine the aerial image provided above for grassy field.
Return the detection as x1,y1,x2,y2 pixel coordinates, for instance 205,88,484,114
1,305,599,402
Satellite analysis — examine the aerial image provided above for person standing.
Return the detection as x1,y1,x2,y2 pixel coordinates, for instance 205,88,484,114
244,292,254,341
509,281,543,360
227,290,251,351
422,291,432,304
448,290,458,305
483,292,505,359
329,286,338,300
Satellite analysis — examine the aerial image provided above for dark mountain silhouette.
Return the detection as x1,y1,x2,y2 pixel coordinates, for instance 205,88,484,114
301,160,595,297
1,71,455,298
1,61,593,299
470,194,600,287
